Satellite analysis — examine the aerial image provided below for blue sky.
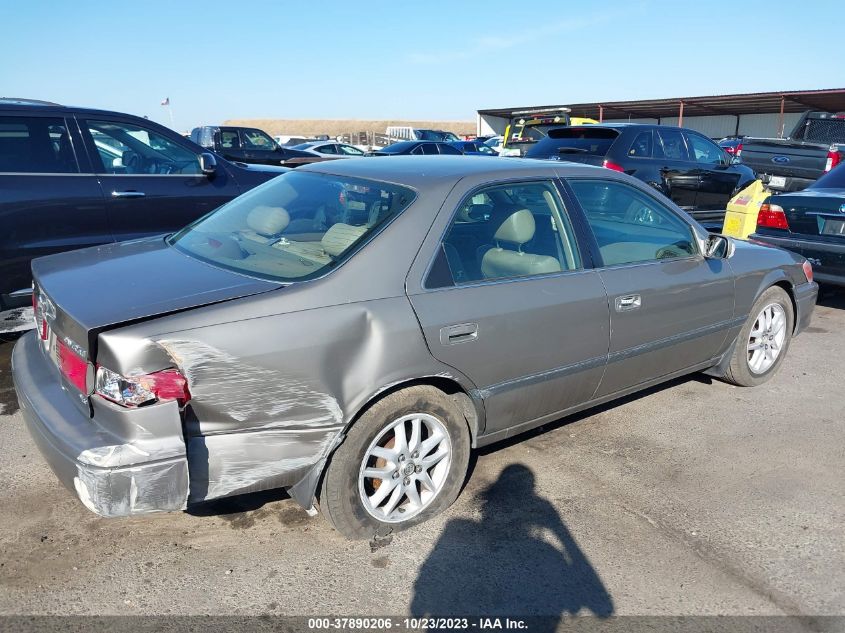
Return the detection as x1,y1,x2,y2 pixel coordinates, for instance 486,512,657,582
1,0,840,130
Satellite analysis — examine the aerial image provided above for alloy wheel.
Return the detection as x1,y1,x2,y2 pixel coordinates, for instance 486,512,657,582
747,303,787,374
358,413,452,523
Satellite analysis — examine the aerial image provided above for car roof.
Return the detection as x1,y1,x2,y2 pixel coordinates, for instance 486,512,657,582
0,99,167,123
297,141,338,147
298,155,605,187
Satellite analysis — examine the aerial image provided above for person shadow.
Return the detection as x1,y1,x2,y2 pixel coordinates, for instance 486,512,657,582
410,464,613,632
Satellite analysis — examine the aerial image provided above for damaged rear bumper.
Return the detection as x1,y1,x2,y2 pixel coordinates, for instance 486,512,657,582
11,332,189,517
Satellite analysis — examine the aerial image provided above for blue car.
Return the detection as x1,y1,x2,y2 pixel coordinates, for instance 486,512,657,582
448,140,498,156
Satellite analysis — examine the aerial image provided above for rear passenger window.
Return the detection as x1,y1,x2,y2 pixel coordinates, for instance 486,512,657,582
627,131,653,157
438,143,462,155
220,130,240,148
0,117,78,173
569,179,697,266
436,181,581,286
656,129,689,161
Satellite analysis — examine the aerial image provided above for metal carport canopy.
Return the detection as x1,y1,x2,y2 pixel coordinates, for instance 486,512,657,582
478,88,845,121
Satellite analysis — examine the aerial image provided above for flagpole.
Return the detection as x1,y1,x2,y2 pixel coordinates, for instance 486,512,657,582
161,97,175,130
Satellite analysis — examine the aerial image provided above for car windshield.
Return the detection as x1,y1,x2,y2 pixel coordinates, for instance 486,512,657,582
169,171,416,282
810,162,845,189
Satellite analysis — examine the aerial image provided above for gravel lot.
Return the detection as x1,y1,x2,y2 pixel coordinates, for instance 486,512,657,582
0,293,842,619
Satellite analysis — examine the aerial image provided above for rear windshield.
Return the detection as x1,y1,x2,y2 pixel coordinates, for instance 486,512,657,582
524,127,619,159
169,171,416,282
810,162,845,189
416,130,459,142
380,141,417,153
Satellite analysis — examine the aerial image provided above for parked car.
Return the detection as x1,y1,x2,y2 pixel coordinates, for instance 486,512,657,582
718,136,745,156
190,126,328,167
385,127,461,142
274,135,316,147
0,99,288,333
484,136,504,154
751,161,845,287
13,156,816,539
740,111,845,192
448,140,497,156
368,141,463,156
525,124,757,231
290,141,367,158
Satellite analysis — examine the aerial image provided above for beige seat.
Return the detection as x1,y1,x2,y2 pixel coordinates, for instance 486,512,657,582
481,209,561,279
321,223,368,257
242,206,291,243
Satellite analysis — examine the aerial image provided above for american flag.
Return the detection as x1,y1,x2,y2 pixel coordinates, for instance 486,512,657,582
160,97,170,106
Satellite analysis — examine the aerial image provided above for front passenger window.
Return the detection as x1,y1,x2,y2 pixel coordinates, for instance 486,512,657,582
686,133,725,164
438,182,581,285
83,120,201,175
569,179,697,266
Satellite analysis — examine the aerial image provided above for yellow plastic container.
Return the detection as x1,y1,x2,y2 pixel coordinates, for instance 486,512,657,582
722,180,771,239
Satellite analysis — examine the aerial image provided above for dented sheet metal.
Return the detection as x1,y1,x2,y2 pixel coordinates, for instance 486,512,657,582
155,338,345,504
73,457,188,517
11,332,190,517
157,339,343,427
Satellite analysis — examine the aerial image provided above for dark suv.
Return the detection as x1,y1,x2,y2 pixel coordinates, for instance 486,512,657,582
525,124,756,230
190,125,330,167
0,99,287,332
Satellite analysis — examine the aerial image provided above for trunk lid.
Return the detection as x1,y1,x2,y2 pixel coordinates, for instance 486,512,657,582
773,189,845,237
32,236,282,361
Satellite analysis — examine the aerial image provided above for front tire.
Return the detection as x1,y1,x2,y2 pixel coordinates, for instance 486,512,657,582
319,386,471,540
724,286,794,387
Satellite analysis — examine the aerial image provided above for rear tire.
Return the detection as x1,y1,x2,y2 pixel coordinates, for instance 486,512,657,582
723,286,793,387
319,386,471,540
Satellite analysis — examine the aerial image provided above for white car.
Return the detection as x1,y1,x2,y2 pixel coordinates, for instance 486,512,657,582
484,136,505,155
290,141,368,157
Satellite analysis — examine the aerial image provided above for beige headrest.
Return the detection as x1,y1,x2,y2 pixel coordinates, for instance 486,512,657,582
321,223,368,257
247,205,290,237
494,209,535,245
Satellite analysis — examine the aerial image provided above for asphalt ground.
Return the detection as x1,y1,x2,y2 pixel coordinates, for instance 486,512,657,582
0,293,842,624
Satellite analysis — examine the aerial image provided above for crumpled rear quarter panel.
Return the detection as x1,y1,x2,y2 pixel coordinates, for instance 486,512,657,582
102,294,463,507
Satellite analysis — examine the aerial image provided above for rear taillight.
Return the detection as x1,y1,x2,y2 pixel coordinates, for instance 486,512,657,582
602,159,625,172
824,149,841,172
57,339,88,392
757,203,790,230
802,260,813,283
32,290,47,340
95,366,191,408
736,143,742,156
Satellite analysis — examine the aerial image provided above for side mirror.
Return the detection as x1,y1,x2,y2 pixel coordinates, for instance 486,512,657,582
199,152,217,176
704,234,733,259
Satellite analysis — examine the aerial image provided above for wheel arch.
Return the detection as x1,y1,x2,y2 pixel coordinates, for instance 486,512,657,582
772,279,798,333
288,374,484,511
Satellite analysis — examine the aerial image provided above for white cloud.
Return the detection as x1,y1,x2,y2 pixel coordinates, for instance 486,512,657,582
407,8,640,65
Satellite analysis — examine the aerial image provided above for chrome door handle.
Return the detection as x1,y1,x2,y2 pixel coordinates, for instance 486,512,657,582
615,294,642,311
111,190,146,198
439,323,478,346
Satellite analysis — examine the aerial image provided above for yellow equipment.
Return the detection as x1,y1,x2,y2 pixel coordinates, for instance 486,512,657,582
722,180,772,239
